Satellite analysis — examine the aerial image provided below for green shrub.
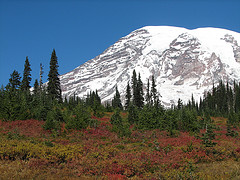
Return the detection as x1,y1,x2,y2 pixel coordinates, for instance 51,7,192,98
65,103,91,130
43,110,60,131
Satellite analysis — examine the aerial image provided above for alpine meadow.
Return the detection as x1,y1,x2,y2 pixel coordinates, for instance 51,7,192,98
1,38,240,178
1,0,240,177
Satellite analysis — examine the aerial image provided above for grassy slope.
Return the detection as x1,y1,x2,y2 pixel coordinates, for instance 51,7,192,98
0,115,240,179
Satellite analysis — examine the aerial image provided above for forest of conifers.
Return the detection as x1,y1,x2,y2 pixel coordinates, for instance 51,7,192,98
1,49,240,179
1,49,240,134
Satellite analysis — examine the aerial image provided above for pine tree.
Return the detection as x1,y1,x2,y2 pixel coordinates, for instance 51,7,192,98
95,90,101,105
234,81,240,113
177,98,183,110
112,85,122,109
39,63,44,90
136,73,144,108
111,108,131,137
191,94,195,110
201,121,217,147
7,70,21,91
33,79,39,95
21,56,32,92
125,81,131,109
3,70,22,120
151,75,158,106
131,70,138,106
199,97,203,114
128,103,138,125
47,49,62,101
146,79,151,105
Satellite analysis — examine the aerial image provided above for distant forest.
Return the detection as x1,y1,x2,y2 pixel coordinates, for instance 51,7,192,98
1,49,240,140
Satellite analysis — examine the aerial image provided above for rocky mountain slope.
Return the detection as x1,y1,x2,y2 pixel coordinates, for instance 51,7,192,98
60,26,240,106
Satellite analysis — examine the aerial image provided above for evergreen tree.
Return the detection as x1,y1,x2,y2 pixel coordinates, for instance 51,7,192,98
111,108,131,137
7,70,21,91
66,103,91,130
151,75,158,106
212,82,217,112
2,70,22,120
33,79,39,95
21,56,32,92
199,97,203,114
131,70,138,106
95,90,101,105
127,103,138,125
191,94,195,110
227,84,234,112
146,79,151,105
201,121,217,147
47,49,62,101
136,73,144,108
86,90,101,108
235,82,240,113
112,85,122,109
39,63,44,90
177,98,183,110
125,81,131,110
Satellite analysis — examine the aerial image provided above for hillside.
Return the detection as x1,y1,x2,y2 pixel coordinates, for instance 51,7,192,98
60,26,240,106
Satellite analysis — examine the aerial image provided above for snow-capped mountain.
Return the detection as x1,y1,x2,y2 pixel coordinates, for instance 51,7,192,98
60,26,240,106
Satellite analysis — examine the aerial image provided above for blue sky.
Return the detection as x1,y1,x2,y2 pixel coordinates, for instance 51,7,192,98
0,0,239,86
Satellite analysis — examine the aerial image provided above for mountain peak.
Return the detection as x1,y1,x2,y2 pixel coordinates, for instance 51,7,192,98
60,26,240,106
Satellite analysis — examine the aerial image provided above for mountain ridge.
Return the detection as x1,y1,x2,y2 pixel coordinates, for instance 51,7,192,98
60,26,240,106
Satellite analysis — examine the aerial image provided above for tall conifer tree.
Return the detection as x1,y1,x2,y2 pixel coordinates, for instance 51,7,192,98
112,85,122,109
39,63,44,90
33,79,39,95
151,75,158,106
125,81,131,109
131,70,137,106
146,79,151,105
47,49,62,101
136,73,144,108
7,70,21,91
21,56,32,91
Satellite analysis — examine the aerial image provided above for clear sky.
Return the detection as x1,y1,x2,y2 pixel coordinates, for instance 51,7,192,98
0,0,239,86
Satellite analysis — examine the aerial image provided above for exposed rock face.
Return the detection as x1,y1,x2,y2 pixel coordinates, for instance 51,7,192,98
221,34,240,62
60,26,240,106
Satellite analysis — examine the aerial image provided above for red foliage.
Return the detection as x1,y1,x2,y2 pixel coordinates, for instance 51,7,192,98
91,116,110,122
236,148,240,153
0,119,48,137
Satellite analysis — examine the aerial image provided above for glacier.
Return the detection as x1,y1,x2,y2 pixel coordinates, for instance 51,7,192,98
60,26,240,107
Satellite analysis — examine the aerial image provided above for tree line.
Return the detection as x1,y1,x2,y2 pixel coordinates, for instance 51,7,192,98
0,49,240,138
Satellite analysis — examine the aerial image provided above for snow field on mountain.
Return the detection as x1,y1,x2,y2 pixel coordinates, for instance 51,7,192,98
60,26,240,106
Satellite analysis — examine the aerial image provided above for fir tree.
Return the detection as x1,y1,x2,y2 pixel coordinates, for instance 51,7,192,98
191,94,195,109
201,121,217,147
21,56,32,91
112,85,122,109
111,108,131,137
131,70,138,106
151,75,158,106
7,70,21,91
33,79,39,95
146,79,151,105
39,63,44,90
3,70,22,120
125,81,131,109
95,90,101,105
177,98,183,110
128,103,138,125
136,73,144,108
47,49,62,101
234,81,240,113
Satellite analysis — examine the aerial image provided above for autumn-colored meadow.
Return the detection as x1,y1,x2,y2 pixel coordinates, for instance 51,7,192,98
0,115,240,179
